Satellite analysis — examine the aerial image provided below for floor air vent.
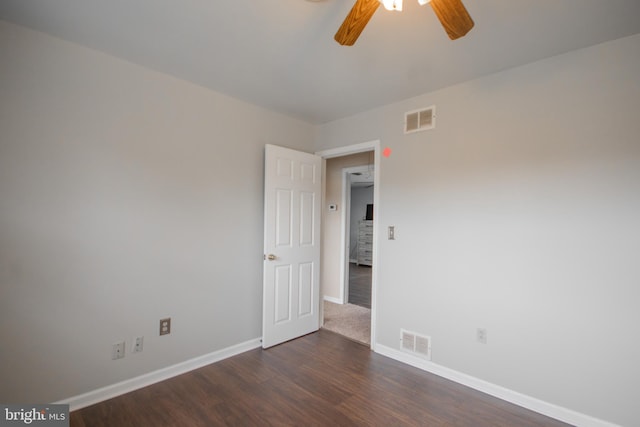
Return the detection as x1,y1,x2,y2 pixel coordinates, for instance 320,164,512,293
401,329,432,360
404,106,435,134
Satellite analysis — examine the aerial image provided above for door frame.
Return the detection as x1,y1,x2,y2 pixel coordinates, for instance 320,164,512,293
316,140,380,350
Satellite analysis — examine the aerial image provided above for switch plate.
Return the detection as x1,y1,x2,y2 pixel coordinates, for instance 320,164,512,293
133,336,144,353
388,226,395,240
477,328,487,344
160,318,171,336
112,341,125,360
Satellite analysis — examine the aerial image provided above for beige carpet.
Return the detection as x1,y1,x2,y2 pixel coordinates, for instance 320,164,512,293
322,301,371,345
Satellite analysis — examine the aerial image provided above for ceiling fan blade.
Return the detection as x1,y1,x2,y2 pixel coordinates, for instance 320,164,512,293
429,0,474,40
334,0,381,46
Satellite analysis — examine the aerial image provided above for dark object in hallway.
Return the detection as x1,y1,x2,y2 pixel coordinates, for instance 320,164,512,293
70,330,570,426
365,203,373,220
349,263,371,308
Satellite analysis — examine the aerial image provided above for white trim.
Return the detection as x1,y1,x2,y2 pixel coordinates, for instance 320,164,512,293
316,140,380,351
56,338,262,411
375,344,620,427
339,167,349,304
323,295,343,304
316,140,378,159
370,146,381,352
318,157,327,328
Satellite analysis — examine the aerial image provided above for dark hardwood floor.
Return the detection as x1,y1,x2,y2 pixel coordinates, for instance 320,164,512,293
348,263,371,309
71,330,570,427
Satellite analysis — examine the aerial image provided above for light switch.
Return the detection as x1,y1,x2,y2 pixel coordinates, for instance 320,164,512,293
388,226,395,240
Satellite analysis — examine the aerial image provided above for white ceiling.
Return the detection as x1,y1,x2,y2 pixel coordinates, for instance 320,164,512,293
1,0,639,124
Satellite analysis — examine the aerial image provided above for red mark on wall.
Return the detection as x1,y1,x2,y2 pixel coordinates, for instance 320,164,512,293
383,147,392,158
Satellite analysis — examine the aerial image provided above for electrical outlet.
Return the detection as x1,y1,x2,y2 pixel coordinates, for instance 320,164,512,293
477,328,487,344
133,336,144,353
160,318,171,336
112,341,125,360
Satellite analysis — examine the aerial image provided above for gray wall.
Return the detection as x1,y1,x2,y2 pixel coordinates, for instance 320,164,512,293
0,20,314,403
315,34,640,426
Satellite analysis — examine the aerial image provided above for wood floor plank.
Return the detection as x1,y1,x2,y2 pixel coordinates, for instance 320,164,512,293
71,330,571,426
348,264,372,308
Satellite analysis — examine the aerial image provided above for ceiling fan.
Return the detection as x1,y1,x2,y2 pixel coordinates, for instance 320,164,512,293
335,0,474,46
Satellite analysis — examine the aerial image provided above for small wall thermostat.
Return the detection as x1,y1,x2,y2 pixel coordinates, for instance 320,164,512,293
328,204,338,211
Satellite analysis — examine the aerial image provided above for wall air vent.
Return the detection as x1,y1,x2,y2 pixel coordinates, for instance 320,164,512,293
400,329,432,360
404,106,435,134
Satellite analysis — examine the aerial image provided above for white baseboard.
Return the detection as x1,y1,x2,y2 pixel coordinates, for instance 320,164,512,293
57,337,262,411
375,344,619,427
323,295,343,304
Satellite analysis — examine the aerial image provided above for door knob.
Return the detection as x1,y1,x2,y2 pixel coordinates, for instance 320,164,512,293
266,254,277,261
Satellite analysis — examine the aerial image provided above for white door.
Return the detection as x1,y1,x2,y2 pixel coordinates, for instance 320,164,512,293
262,144,322,348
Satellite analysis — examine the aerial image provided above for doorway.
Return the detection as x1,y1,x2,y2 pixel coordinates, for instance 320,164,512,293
316,141,379,348
321,166,373,345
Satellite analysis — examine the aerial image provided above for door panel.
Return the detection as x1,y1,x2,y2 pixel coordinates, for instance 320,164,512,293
275,189,292,247
298,262,314,316
274,265,292,324
263,144,321,348
299,191,315,246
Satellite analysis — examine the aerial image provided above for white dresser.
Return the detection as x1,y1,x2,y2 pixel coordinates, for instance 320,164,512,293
357,220,373,266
